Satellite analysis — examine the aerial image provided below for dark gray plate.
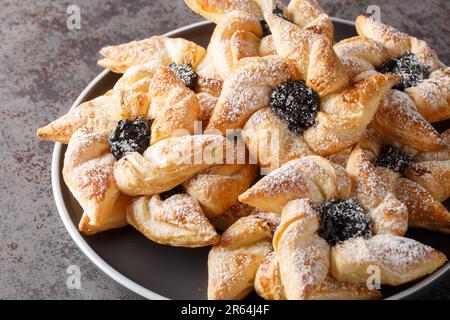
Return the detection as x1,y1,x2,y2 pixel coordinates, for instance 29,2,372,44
52,19,450,300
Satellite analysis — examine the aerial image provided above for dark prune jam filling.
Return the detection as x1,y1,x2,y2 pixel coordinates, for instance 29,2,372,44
318,199,372,246
159,185,186,200
378,53,429,91
108,117,152,160
373,144,414,174
168,62,198,90
259,5,292,37
269,80,320,134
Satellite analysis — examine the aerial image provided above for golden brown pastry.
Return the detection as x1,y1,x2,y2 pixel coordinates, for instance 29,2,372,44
355,16,439,69
331,233,447,286
265,12,348,96
273,199,330,299
346,146,408,236
395,178,450,234
208,11,263,80
239,156,351,214
207,212,280,300
206,32,399,165
371,89,446,152
184,0,263,24
255,252,382,300
242,108,313,172
37,65,201,145
286,0,333,41
334,36,390,81
260,197,445,298
186,0,334,82
355,15,449,123
404,160,450,202
302,73,399,156
182,164,258,218
206,55,298,134
195,76,223,123
36,89,148,144
98,35,206,73
148,66,200,144
127,194,219,247
406,68,450,123
357,129,450,233
415,129,450,161
63,128,131,234
113,135,234,196
333,17,448,152
241,74,400,169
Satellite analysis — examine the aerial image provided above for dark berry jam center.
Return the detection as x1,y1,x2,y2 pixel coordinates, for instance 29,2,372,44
108,117,152,160
378,53,429,91
168,62,198,90
269,80,320,134
260,5,292,37
373,144,414,173
318,199,372,246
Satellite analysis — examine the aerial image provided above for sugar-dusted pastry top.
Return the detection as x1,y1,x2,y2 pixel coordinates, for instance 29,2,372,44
35,0,450,301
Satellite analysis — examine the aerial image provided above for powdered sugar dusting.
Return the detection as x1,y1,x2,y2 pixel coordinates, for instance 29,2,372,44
367,234,440,269
154,194,214,234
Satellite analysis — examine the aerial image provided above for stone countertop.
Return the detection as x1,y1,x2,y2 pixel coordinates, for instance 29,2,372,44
0,0,448,299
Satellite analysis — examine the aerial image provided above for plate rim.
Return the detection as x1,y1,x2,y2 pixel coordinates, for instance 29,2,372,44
51,18,450,301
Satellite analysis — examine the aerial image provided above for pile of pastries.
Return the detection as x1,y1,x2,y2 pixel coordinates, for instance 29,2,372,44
37,0,450,300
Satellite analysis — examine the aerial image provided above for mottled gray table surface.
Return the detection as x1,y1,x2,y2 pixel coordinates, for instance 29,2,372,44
0,0,449,300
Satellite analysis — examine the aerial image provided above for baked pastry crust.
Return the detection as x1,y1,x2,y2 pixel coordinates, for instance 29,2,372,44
182,164,258,218
273,199,330,299
207,212,280,300
405,68,450,123
346,146,408,236
127,194,219,247
371,89,446,152
36,89,148,144
331,233,447,286
241,73,400,169
255,251,382,300
207,54,398,158
333,17,448,151
357,129,450,233
98,35,206,73
355,15,449,124
242,108,313,172
286,0,333,41
148,66,200,144
265,12,348,97
206,55,298,135
208,10,263,80
302,73,399,155
239,155,351,214
395,178,450,234
37,65,201,145
334,36,389,81
114,135,234,196
63,128,131,234
415,129,450,162
265,198,446,297
184,0,263,24
355,16,439,69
